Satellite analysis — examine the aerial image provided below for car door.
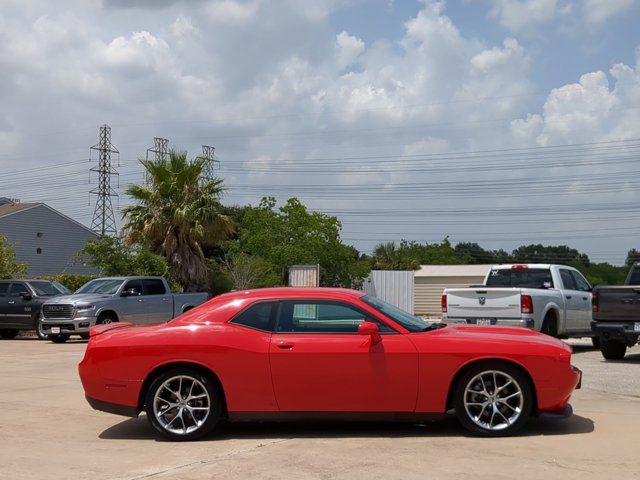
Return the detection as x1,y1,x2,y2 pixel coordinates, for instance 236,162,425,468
142,279,172,322
120,279,146,323
558,269,581,331
269,299,418,412
0,282,10,326
6,282,34,328
570,270,593,331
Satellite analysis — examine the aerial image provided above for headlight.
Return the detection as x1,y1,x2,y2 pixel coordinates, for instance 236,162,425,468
75,304,95,311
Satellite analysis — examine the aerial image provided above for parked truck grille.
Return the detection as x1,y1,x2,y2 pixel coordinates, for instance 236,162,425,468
43,304,74,319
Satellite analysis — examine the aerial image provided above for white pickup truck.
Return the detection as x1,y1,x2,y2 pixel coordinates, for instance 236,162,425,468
442,264,596,342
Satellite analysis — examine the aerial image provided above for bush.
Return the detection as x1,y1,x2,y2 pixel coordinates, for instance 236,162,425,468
44,274,98,292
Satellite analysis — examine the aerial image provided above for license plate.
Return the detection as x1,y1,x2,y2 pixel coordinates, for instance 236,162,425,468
51,327,61,334
634,322,640,332
476,319,492,326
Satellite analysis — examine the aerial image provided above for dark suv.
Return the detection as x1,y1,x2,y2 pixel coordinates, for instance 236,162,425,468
0,280,71,340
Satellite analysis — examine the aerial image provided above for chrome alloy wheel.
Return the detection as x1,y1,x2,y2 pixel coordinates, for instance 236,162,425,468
463,370,523,431
153,375,211,435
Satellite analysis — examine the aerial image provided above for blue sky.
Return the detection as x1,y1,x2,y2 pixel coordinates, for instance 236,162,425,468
1,0,640,263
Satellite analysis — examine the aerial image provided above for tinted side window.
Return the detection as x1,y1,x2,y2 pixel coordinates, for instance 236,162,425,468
277,301,393,333
123,280,143,295
571,271,591,292
559,270,576,290
143,279,166,295
9,283,28,296
0,282,9,295
231,301,276,332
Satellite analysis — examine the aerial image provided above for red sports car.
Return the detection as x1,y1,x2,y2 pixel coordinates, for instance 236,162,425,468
79,288,581,440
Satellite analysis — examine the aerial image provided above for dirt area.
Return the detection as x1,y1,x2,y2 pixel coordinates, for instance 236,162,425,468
1,337,638,480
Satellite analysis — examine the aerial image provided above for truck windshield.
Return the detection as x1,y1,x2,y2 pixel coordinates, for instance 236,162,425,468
361,295,432,332
28,281,66,296
486,268,554,288
76,279,124,295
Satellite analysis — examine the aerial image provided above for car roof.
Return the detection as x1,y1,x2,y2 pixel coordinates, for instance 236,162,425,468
213,287,365,302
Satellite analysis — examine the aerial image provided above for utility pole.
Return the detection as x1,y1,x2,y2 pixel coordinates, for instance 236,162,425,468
89,124,119,236
198,145,219,184
145,137,169,183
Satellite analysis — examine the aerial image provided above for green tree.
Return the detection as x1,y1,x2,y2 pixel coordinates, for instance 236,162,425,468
220,252,281,290
625,248,640,267
122,151,234,292
511,244,590,268
372,242,420,270
454,242,512,264
0,236,27,279
237,197,370,288
79,236,169,277
372,238,470,269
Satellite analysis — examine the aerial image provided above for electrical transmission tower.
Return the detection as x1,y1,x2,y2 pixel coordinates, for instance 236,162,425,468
145,137,169,183
198,145,219,184
89,125,119,236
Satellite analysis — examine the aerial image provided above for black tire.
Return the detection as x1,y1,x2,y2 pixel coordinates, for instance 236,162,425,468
453,361,533,437
591,336,600,349
0,329,19,339
144,368,222,441
79,333,90,340
541,312,558,338
35,314,49,340
97,313,117,325
49,334,70,344
600,340,626,360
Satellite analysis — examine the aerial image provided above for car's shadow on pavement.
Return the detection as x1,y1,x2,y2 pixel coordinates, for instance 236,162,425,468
99,413,594,442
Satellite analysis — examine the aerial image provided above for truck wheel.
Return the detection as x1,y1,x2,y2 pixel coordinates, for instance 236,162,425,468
600,340,626,360
35,314,49,340
144,368,223,441
591,336,600,349
453,362,533,437
79,333,90,340
0,329,19,339
50,334,70,344
541,313,558,338
97,313,117,325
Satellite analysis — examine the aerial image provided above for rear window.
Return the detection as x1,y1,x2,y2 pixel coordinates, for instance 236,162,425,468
628,267,640,285
486,268,554,289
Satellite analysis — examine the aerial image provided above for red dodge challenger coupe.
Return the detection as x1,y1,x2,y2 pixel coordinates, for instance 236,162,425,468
79,288,581,440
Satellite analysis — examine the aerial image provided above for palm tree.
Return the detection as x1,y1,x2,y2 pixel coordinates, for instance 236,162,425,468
122,151,234,292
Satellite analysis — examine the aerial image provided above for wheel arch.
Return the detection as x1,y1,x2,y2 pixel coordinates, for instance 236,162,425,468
137,361,227,415
96,309,119,322
445,357,539,415
541,306,561,333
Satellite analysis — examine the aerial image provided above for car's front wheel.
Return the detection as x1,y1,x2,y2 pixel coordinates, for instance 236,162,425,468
49,334,70,343
144,368,222,441
35,314,49,340
453,362,533,437
600,340,626,360
0,329,19,339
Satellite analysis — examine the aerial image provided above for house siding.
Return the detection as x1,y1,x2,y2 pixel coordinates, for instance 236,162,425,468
0,205,99,275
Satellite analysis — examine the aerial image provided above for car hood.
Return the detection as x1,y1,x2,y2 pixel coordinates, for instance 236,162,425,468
431,324,572,353
44,294,113,305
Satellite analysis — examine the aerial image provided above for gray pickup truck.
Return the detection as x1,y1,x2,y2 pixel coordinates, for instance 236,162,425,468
40,276,208,343
591,263,640,360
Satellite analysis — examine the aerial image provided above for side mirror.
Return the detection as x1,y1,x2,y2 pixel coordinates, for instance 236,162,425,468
358,321,382,343
121,288,139,297
21,293,32,301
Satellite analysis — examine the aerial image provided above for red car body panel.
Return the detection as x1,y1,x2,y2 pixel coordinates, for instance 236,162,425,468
78,288,580,418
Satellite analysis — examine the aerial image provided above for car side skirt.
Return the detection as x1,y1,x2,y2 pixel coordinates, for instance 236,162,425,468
227,412,446,423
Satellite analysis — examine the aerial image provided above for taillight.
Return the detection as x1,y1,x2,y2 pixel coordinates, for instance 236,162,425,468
441,294,447,313
521,294,533,314
512,265,529,270
592,290,599,313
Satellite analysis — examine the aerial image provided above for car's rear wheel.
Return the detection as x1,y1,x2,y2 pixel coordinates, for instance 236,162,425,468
145,368,222,441
541,312,558,338
453,362,533,437
0,329,19,339
591,336,600,349
49,334,70,343
600,340,626,360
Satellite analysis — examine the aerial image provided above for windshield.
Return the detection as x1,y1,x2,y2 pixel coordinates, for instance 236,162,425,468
485,268,554,288
28,281,65,296
76,279,123,295
361,295,432,332
51,281,72,295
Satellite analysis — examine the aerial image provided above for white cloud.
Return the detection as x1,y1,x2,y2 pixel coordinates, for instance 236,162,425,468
335,31,365,69
487,0,566,32
584,0,635,23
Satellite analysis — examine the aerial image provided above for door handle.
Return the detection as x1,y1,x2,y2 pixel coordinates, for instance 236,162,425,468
276,341,294,350
162,298,169,301
565,295,572,299
138,299,145,303
8,301,14,304
582,297,588,300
